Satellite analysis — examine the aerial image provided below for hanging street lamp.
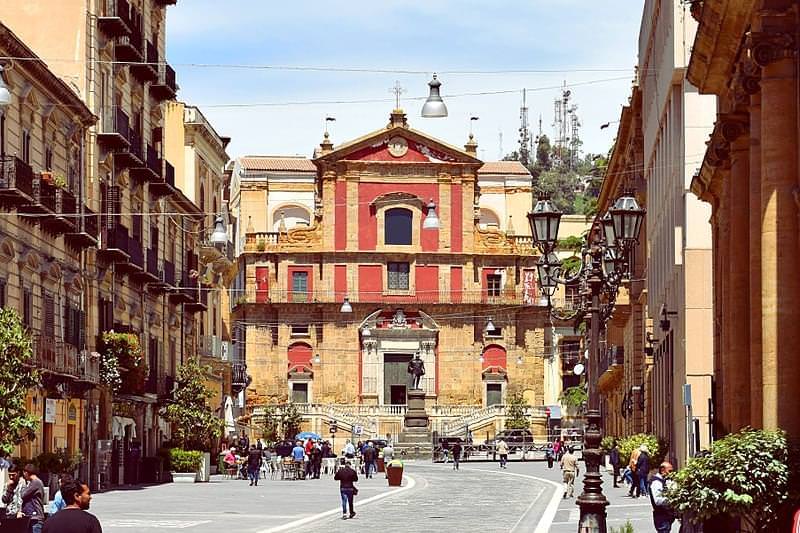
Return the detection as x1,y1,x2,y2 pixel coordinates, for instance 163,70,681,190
422,199,441,230
421,73,448,118
340,297,353,313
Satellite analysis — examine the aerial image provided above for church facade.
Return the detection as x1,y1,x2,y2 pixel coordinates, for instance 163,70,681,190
228,110,561,439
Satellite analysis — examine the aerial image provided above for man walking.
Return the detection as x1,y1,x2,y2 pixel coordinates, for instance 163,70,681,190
609,440,621,488
629,445,642,497
42,479,101,533
382,444,394,478
560,446,579,498
247,445,262,486
649,462,675,533
496,438,509,469
362,443,376,479
636,444,651,497
451,441,462,471
333,461,358,520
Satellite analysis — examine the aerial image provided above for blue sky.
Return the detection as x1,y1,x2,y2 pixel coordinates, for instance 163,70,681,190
166,1,644,161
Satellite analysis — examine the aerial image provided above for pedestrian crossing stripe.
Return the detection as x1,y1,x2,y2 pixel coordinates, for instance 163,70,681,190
103,519,212,529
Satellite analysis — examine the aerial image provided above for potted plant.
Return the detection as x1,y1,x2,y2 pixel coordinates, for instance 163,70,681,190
52,173,68,190
169,449,202,483
40,170,54,184
257,239,267,252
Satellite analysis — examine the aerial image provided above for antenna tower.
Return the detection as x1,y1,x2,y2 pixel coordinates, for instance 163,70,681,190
518,89,531,167
552,81,580,169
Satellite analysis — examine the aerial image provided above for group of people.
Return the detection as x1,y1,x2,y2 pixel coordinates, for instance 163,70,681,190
2,462,101,533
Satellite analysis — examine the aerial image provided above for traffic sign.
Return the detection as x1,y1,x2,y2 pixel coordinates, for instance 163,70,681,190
353,425,363,435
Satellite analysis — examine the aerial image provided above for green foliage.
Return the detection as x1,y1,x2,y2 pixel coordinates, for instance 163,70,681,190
33,450,82,474
600,435,617,453
163,358,223,452
258,406,281,445
618,433,666,468
169,449,203,473
557,235,584,252
665,428,789,532
559,385,587,408
52,173,67,189
0,308,39,455
504,392,530,430
281,402,303,441
561,255,582,276
609,520,635,533
100,331,146,394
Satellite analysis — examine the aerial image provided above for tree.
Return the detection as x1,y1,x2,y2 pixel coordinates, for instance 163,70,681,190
665,428,791,532
281,403,303,442
535,134,552,170
100,331,146,394
163,358,223,451
505,392,530,429
0,309,39,455
559,384,587,409
258,406,281,445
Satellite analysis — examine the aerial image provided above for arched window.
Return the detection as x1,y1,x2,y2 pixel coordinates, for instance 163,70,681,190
385,208,413,245
478,208,500,230
272,205,311,231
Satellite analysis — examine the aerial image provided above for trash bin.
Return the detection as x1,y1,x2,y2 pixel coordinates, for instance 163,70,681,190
377,457,385,473
386,460,403,487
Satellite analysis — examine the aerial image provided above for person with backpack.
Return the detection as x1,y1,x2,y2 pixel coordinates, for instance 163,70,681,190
649,462,676,533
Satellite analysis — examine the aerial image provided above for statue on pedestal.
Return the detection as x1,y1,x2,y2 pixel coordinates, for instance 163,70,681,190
407,353,425,390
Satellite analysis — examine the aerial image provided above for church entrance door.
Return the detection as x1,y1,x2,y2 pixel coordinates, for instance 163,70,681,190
384,353,411,404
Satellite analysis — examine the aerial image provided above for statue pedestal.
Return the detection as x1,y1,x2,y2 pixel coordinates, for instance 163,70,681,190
404,388,428,429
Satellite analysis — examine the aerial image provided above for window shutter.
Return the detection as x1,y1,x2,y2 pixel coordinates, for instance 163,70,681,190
103,185,120,229
44,293,55,338
64,303,72,344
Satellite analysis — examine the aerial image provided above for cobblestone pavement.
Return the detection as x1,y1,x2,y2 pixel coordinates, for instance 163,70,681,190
90,461,558,533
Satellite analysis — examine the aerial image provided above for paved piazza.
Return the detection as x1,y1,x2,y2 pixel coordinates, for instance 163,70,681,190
90,458,663,532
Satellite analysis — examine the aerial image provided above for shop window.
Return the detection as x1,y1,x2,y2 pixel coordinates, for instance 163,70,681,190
385,208,412,245
387,262,410,290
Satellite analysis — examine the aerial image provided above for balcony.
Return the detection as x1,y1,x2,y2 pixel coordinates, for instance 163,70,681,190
598,345,625,393
199,335,227,360
131,144,160,182
150,63,177,101
24,174,58,216
0,156,35,207
114,11,143,63
232,362,250,394
184,277,207,313
97,0,132,37
130,40,158,82
31,334,79,378
168,274,193,304
98,224,130,263
77,351,101,384
97,108,131,151
40,187,77,234
149,159,176,197
114,127,143,169
119,236,144,275
66,206,99,249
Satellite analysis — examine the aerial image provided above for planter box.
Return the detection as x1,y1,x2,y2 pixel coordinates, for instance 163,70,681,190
171,472,196,484
387,465,403,486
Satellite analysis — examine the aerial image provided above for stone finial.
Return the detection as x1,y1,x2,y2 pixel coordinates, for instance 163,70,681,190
465,133,478,155
506,214,515,236
319,131,334,154
246,215,254,234
388,109,408,128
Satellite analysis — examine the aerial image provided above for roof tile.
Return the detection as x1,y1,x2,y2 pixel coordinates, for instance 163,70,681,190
239,156,316,172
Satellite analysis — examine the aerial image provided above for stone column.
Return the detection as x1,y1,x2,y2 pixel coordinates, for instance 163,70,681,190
757,45,800,436
717,158,733,433
748,92,763,428
726,121,751,429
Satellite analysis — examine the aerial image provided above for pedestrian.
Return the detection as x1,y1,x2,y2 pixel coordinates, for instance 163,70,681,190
247,445,262,486
629,445,642,497
382,444,394,478
545,443,555,469
343,440,355,459
496,438,509,469
2,464,26,518
238,431,250,452
42,478,101,533
20,464,45,532
333,460,358,520
50,474,74,515
451,441,462,471
552,438,561,460
649,462,676,533
636,444,650,497
609,440,621,488
560,446,579,498
362,442,376,479
310,443,322,479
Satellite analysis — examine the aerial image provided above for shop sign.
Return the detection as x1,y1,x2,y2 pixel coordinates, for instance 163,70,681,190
68,404,77,423
45,399,57,423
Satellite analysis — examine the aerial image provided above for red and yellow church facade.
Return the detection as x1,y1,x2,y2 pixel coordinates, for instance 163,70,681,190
228,109,562,440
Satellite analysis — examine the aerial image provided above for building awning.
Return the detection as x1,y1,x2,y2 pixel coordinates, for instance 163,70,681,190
112,416,137,439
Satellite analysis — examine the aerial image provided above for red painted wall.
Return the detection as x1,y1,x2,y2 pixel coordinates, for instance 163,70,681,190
287,266,313,301
358,265,382,302
416,265,438,303
358,182,439,251
482,344,507,370
450,266,462,304
334,265,347,301
348,139,431,162
451,182,462,252
335,180,347,250
255,266,269,303
288,342,312,369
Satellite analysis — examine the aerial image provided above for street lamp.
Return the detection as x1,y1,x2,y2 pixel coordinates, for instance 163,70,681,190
340,297,353,313
210,215,228,244
528,189,645,533
422,199,440,230
421,73,448,118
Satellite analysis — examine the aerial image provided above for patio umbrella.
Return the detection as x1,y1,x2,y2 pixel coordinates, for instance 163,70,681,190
296,431,322,441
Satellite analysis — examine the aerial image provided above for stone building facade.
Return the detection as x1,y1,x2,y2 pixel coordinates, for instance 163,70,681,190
689,0,800,442
229,110,553,440
635,0,716,466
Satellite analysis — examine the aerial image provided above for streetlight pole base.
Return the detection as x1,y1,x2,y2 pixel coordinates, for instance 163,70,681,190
576,408,609,533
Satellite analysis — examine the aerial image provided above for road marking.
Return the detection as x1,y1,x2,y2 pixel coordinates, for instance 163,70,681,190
103,519,211,529
456,465,564,533
257,474,417,533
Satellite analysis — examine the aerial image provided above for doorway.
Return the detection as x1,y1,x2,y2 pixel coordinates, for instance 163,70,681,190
486,383,503,406
384,353,412,404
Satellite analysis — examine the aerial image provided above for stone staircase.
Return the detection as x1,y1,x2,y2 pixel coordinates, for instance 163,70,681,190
440,405,548,437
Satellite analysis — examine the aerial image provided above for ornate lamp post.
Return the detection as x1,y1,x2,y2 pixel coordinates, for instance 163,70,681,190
528,191,644,533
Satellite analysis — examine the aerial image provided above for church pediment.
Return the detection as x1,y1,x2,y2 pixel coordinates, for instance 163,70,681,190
314,111,481,166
